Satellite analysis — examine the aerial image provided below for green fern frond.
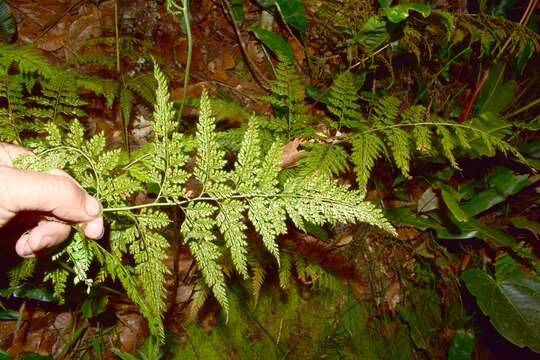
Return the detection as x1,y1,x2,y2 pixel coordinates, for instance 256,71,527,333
217,200,249,279
182,202,229,315
65,232,94,291
8,259,36,289
327,71,362,128
351,132,385,193
279,252,293,289
43,268,69,303
65,52,116,69
298,143,349,178
372,96,400,126
194,92,228,190
436,125,459,168
188,280,210,322
125,73,157,105
12,63,399,343
384,127,411,176
232,119,261,193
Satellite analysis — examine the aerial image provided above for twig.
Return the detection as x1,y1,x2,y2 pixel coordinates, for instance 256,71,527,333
220,0,270,91
34,0,86,42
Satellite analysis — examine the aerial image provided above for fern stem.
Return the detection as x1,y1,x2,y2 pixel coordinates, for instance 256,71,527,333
37,145,102,197
363,121,503,135
114,0,121,73
505,97,540,119
174,0,192,125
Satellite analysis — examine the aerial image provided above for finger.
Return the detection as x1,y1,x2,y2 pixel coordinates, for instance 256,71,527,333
0,143,31,166
0,166,102,224
15,220,72,258
82,217,104,240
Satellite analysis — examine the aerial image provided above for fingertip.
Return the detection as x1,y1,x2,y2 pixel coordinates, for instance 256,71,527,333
16,233,34,258
85,195,102,218
83,217,104,240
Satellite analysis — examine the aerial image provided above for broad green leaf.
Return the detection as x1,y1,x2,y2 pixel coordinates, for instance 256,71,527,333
417,187,439,212
0,351,9,360
386,207,442,231
276,0,307,37
461,188,506,216
478,63,517,114
466,218,514,248
511,216,540,237
462,269,540,353
384,3,432,23
441,185,469,222
0,309,19,320
488,166,530,196
356,16,389,53
255,0,275,8
249,27,294,60
230,0,244,24
448,329,475,360
81,296,109,319
12,286,55,302
22,356,53,360
377,0,392,6
462,167,530,216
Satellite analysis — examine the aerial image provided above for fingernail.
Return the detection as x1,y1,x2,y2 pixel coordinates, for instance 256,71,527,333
85,196,102,217
20,236,33,257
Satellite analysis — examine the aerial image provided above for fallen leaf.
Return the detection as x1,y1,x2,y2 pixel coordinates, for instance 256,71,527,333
280,138,305,168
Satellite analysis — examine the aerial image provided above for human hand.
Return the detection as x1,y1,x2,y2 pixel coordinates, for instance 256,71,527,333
0,142,104,258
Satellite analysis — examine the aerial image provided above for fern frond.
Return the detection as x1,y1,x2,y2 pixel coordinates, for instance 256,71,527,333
64,232,94,291
279,252,293,289
351,132,385,193
8,259,36,289
298,143,349,178
327,71,362,128
217,200,249,279
372,96,400,126
436,125,459,168
251,263,266,304
232,119,261,193
188,280,209,322
43,268,69,303
282,175,396,234
182,202,229,315
384,127,411,176
194,92,228,190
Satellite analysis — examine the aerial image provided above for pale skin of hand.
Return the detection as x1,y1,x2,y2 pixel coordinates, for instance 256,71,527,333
0,142,104,258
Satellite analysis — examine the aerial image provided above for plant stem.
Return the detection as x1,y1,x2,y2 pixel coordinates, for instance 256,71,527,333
176,0,192,125
505,97,540,119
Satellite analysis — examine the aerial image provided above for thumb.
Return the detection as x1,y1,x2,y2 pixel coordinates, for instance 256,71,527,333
0,166,102,223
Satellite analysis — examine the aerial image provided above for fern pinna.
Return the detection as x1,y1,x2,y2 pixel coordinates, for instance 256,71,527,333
265,65,522,193
12,63,395,341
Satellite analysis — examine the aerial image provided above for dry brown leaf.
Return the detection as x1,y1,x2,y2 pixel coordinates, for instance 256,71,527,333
116,313,147,353
280,139,305,168
396,227,421,241
384,281,401,314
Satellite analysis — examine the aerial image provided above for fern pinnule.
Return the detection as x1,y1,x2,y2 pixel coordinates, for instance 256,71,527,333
327,71,362,128
279,252,293,289
351,132,385,193
298,143,349,178
251,263,266,304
